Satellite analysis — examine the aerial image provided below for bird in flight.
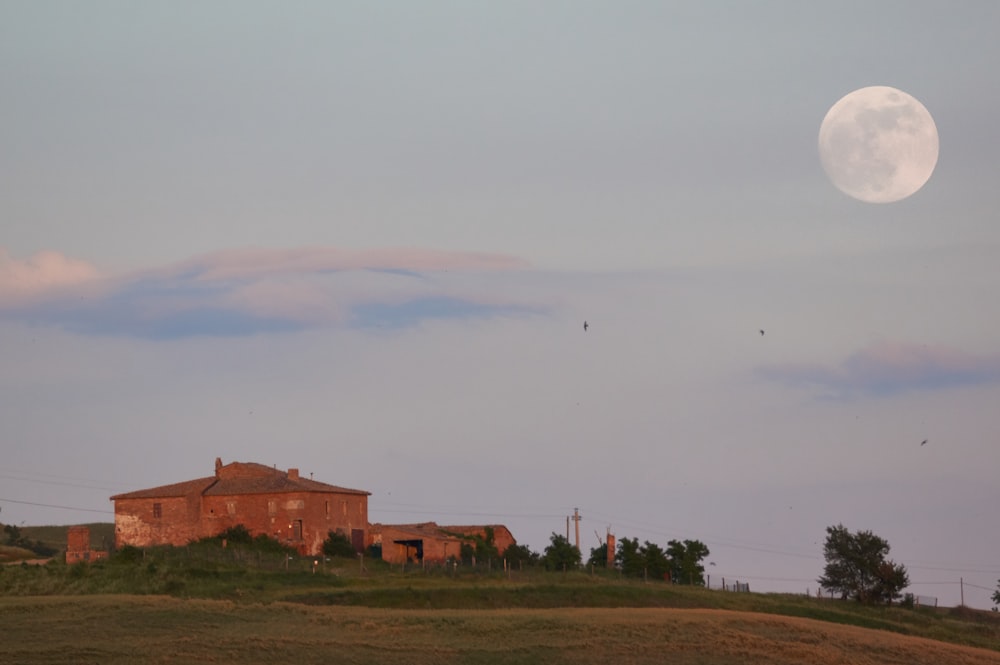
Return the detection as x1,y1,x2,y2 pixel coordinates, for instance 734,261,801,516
583,321,589,331
921,439,928,446
759,329,765,336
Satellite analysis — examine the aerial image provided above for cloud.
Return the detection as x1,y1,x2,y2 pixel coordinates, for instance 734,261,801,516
758,340,1000,397
0,248,102,304
0,246,537,339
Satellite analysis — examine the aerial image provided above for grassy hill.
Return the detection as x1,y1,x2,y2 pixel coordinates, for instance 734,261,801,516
2,595,999,665
19,522,115,552
2,540,999,656
2,530,998,663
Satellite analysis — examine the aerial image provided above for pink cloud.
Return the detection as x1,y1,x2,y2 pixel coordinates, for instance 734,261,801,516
0,245,537,338
0,248,102,304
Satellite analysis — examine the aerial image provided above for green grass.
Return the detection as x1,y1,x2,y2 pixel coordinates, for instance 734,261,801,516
19,522,115,551
3,548,1000,654
3,596,999,665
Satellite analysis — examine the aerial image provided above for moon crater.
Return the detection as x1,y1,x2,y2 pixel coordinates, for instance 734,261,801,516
818,86,939,203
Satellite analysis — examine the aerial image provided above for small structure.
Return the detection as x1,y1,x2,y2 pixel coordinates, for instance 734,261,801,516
110,458,370,556
65,526,107,564
369,522,516,564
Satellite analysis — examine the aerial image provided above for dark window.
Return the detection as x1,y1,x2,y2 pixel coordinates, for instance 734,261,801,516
153,503,162,519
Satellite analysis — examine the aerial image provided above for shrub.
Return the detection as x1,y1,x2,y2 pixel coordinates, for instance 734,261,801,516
322,531,355,558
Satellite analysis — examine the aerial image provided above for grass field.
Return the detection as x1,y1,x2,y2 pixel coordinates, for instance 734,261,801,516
3,595,1000,665
3,530,1000,663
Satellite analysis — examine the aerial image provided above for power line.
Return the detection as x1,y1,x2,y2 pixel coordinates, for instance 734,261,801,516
0,497,113,515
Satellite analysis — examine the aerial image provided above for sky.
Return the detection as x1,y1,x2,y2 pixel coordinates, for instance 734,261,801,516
2,1,999,608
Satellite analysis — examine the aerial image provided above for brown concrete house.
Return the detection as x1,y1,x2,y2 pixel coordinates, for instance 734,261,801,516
110,458,370,555
370,522,516,564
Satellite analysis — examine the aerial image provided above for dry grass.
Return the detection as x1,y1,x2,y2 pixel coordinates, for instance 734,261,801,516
3,596,1000,665
0,545,38,563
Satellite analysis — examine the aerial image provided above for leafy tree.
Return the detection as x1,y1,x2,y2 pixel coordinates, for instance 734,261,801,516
614,537,671,580
616,537,645,578
993,581,1000,610
502,543,539,568
666,539,710,585
587,542,609,568
322,530,356,558
642,541,670,580
542,533,581,571
818,524,909,604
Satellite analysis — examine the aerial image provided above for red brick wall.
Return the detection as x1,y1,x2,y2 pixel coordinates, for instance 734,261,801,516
66,526,90,553
114,495,202,549
201,491,367,555
115,491,368,556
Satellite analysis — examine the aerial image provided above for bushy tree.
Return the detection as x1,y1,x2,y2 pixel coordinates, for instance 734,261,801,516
503,543,539,568
993,581,1000,610
588,542,609,568
615,537,671,580
322,530,356,558
666,539,710,585
217,524,254,544
643,541,670,580
542,533,581,571
818,524,909,604
616,537,644,577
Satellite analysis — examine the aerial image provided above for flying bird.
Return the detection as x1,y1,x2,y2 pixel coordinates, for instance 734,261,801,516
921,439,928,446
759,329,765,336
583,321,589,331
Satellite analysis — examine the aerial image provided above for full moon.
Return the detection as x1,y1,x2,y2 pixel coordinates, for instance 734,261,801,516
818,86,939,203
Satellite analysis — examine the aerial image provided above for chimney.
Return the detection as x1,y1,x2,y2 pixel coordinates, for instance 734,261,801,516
215,457,223,478
288,468,299,480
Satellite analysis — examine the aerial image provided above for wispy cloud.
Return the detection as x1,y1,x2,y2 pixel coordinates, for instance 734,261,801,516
0,248,102,304
758,340,1000,397
0,246,537,339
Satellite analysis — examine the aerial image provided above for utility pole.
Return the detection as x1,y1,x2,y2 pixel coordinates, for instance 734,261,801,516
572,507,582,554
960,577,965,607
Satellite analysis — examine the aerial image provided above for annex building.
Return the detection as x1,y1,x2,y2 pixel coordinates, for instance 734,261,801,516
110,458,370,555
370,522,516,564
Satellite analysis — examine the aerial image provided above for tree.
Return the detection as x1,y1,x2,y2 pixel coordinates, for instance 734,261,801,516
615,537,645,578
642,541,670,580
818,524,909,604
322,530,356,558
614,537,670,580
587,542,609,568
666,539,710,585
502,543,539,568
542,533,581,571
992,580,1000,611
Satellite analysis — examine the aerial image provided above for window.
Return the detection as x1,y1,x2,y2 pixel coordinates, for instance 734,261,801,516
227,501,236,516
268,500,276,516
153,503,162,519
342,501,347,516
325,500,329,517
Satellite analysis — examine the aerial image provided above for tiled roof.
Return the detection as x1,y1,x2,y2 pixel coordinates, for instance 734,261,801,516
110,477,217,500
203,475,368,496
110,461,369,501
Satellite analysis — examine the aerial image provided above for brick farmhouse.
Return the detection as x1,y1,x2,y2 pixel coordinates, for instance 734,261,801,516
370,522,517,564
110,459,370,555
